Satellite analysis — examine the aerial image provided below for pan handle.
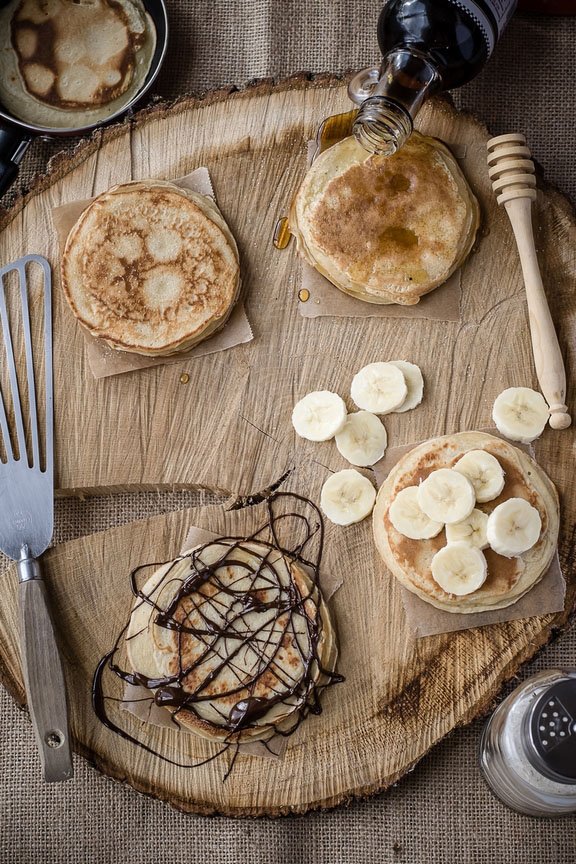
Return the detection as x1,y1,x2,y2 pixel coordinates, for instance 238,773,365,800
0,125,32,200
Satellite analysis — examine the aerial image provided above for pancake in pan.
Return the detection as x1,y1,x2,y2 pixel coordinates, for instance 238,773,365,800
125,539,338,743
373,432,559,613
289,132,480,305
0,0,156,129
61,180,240,356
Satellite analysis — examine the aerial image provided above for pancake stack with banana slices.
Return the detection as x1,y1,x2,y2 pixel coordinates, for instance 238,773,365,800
62,180,240,356
373,432,559,613
289,132,479,305
0,0,156,128
126,539,339,743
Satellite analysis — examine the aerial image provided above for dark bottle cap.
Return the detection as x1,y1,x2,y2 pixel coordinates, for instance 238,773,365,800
527,680,576,784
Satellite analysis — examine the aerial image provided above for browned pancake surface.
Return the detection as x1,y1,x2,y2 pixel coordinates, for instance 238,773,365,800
62,181,240,355
310,141,460,289
83,191,231,322
289,133,480,304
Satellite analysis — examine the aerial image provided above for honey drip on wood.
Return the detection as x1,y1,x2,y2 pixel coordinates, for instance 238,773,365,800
273,111,358,251
273,111,358,253
273,217,292,249
313,109,358,161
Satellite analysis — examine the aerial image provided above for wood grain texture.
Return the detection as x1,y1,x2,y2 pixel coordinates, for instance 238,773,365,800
0,496,572,816
0,80,573,498
2,78,574,497
18,578,74,782
0,78,574,815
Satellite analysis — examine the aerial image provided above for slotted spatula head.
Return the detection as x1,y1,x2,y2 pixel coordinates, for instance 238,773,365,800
0,254,53,560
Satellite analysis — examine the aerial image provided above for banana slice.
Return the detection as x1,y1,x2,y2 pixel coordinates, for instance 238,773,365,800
335,411,387,467
486,497,542,557
350,362,407,414
320,469,376,526
453,449,505,503
292,390,347,441
417,468,476,524
445,508,489,549
389,486,444,540
388,360,424,413
431,542,488,596
492,386,549,443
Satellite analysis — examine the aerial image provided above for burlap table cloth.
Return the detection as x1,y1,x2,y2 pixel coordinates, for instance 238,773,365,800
2,4,576,861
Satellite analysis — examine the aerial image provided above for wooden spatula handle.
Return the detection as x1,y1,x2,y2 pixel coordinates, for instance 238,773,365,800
504,197,571,429
18,561,73,782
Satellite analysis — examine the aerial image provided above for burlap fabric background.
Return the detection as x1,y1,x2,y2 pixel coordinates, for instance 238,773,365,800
1,4,576,861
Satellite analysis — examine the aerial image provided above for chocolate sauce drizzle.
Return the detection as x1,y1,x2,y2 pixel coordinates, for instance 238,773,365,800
226,468,293,511
92,492,344,777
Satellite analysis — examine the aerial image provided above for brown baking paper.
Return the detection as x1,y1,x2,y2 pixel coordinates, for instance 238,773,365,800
298,267,461,320
52,168,253,379
121,519,342,759
296,140,462,321
371,431,565,638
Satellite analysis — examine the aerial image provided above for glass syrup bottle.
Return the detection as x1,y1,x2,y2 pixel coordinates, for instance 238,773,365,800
349,0,517,155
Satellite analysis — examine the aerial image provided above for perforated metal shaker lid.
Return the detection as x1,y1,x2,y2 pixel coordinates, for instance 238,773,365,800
526,680,576,784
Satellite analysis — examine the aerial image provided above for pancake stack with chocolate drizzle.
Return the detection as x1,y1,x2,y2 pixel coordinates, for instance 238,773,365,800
93,493,343,773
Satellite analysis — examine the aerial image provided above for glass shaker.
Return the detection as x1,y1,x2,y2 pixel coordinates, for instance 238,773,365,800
479,669,576,816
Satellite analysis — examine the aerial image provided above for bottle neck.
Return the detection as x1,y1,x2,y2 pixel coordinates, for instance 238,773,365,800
352,48,441,156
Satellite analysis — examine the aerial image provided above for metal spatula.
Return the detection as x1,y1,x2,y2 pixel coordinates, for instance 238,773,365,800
0,254,73,781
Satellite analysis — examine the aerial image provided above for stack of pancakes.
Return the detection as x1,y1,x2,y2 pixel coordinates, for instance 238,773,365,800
373,432,559,613
289,132,480,305
0,0,156,129
61,180,240,356
126,539,338,743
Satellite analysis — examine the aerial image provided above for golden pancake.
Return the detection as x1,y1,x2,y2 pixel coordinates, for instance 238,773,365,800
373,432,559,613
0,0,156,129
125,540,338,743
289,132,480,305
61,180,240,356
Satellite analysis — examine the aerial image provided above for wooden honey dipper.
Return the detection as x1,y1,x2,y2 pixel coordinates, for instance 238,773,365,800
487,133,571,430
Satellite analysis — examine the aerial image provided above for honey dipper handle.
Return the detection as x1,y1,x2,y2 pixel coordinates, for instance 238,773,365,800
504,197,571,430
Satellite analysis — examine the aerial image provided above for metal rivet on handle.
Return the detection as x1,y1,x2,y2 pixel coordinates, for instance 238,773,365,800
45,730,64,748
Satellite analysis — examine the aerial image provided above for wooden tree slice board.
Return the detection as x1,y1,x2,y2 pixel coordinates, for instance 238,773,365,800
0,78,571,497
0,495,572,817
0,77,575,815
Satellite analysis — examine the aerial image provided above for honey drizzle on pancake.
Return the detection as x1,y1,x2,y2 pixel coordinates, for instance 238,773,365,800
92,492,343,773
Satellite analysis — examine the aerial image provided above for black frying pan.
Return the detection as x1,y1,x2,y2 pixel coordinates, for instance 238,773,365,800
0,0,168,199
